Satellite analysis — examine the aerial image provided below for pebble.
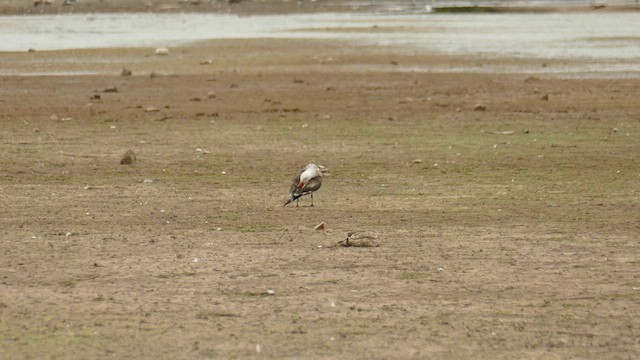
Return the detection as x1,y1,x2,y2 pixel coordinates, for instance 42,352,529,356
155,47,170,56
120,149,137,165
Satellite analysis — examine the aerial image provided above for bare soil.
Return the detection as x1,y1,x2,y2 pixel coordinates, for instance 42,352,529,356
1,26,639,360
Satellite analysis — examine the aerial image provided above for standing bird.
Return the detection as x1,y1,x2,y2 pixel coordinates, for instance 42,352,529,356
283,163,323,207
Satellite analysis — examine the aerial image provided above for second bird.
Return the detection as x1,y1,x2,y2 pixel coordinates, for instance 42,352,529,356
284,163,323,207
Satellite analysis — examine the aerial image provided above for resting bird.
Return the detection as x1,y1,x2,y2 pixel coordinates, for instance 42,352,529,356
283,163,323,207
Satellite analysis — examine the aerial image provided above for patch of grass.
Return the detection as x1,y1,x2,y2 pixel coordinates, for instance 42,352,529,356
398,272,427,280
241,291,272,297
434,6,501,13
59,279,76,288
235,224,280,232
196,311,239,320
562,303,585,308
559,313,576,321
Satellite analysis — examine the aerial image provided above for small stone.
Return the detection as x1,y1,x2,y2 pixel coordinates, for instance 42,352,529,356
28,48,36,52
144,107,159,112
91,94,101,100
143,179,154,183
473,104,486,111
314,222,326,231
207,91,217,99
120,149,137,165
49,114,59,121
155,47,170,56
121,68,132,76
103,86,118,93
199,59,213,65
541,94,549,101
412,159,423,164
189,97,201,102
266,289,275,295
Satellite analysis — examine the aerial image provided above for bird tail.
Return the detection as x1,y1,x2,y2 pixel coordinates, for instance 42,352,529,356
283,193,299,207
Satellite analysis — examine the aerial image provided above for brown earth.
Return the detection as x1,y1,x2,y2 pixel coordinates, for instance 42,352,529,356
1,28,640,360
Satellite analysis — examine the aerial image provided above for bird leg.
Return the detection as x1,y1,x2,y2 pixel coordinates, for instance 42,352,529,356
310,193,314,207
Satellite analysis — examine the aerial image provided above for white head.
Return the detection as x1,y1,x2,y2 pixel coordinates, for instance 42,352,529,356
300,163,322,183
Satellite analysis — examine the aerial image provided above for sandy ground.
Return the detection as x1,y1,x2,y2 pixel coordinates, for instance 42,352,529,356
1,8,640,360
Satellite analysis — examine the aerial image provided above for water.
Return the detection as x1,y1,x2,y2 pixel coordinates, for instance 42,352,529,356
1,12,639,74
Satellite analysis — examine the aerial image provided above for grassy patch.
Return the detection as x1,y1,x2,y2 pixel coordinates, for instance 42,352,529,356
398,272,427,280
196,311,240,320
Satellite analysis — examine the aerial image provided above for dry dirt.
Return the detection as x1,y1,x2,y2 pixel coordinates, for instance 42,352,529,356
1,16,640,360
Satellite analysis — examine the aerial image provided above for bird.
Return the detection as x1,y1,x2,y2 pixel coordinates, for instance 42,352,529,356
283,163,323,207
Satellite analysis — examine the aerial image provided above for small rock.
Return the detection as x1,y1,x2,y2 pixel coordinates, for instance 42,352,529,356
91,94,101,100
473,104,486,111
149,71,159,78
314,222,326,231
266,289,275,295
49,114,59,121
143,179,154,183
207,91,217,99
199,59,213,65
120,149,137,165
524,76,540,83
103,86,118,93
189,97,201,102
541,94,549,101
412,159,423,164
155,47,170,56
28,48,36,52
144,107,160,112
121,68,132,76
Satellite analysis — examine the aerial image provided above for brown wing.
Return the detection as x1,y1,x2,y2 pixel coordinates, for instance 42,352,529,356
296,175,322,195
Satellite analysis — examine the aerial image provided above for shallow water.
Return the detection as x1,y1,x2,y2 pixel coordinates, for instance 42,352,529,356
1,12,639,74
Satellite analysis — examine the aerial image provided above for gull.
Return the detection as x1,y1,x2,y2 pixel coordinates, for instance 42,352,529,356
283,163,323,207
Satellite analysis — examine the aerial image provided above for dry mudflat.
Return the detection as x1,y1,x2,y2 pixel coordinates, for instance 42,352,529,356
0,19,639,360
